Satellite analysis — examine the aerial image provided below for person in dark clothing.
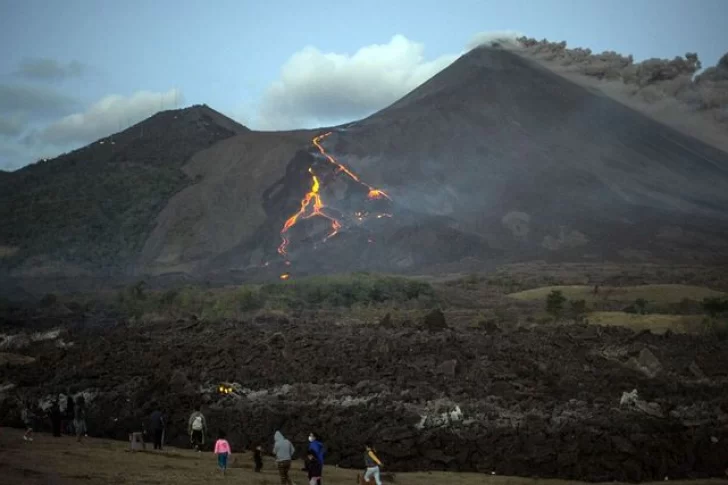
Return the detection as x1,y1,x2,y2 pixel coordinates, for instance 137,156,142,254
253,445,263,472
150,408,165,450
74,395,88,443
308,432,325,484
50,398,62,437
65,393,75,435
305,451,322,485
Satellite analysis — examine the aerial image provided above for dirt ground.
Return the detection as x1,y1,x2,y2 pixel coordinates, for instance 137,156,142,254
1,428,725,485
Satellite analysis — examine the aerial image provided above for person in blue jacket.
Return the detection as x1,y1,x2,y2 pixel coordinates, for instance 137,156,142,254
308,432,326,483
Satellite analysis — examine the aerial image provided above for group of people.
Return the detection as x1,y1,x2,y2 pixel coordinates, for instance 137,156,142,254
21,394,88,443
183,406,385,485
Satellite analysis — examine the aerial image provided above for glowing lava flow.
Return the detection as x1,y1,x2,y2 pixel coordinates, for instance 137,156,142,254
312,132,391,201
277,132,392,270
277,167,342,256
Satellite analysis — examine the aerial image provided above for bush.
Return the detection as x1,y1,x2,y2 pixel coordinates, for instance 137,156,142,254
570,299,587,323
702,297,728,318
546,290,567,320
113,273,437,321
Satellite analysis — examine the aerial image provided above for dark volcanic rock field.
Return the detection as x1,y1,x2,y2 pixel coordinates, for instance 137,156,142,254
2,313,728,482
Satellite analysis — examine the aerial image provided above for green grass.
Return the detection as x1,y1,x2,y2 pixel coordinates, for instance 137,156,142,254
587,311,704,334
507,284,726,304
117,273,437,320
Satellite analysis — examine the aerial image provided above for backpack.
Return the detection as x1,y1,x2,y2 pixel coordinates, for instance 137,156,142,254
192,415,203,431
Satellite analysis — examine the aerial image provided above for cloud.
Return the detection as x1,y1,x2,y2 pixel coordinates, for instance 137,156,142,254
15,58,86,82
0,117,25,137
257,34,458,130
36,88,183,146
0,84,77,117
466,30,526,50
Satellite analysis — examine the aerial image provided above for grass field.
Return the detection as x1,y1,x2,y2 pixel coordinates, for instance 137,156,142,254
587,312,704,334
1,429,724,485
507,284,726,304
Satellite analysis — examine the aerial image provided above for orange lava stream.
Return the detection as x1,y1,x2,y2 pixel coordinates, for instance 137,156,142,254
277,168,341,256
313,132,391,201
277,131,391,266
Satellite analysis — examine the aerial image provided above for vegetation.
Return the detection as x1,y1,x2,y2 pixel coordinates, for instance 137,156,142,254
701,297,728,317
509,284,727,304
545,290,566,320
587,312,704,334
115,273,437,321
0,107,241,271
569,299,587,323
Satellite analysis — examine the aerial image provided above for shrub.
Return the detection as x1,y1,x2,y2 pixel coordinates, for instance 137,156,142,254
546,290,567,320
702,297,728,317
570,299,587,323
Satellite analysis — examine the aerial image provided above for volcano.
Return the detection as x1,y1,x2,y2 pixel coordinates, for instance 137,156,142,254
4,45,728,285
151,45,728,280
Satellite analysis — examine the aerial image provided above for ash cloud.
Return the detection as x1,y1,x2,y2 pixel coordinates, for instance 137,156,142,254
515,37,728,126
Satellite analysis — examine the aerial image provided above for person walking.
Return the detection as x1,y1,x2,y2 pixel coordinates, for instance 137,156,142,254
21,400,35,442
273,430,295,485
213,430,232,476
308,432,325,484
187,406,207,451
149,407,165,451
253,445,263,473
50,398,62,437
74,395,87,443
64,392,75,435
363,443,384,485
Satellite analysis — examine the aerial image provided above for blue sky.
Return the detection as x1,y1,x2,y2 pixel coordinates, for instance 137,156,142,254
1,0,726,170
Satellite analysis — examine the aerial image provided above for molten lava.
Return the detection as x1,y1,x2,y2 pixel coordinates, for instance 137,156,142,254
277,131,392,265
277,167,342,256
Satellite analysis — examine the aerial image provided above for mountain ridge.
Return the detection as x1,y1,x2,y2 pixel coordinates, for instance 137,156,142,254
3,46,728,289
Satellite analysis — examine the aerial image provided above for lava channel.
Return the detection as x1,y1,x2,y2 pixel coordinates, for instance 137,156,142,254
277,132,392,261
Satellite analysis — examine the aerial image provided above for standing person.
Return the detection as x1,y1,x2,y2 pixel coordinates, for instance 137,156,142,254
21,400,35,442
308,432,325,484
188,406,207,451
50,398,62,437
305,450,322,485
363,443,384,485
253,445,263,473
64,392,75,435
149,407,165,451
273,430,295,485
213,431,231,476
74,395,87,443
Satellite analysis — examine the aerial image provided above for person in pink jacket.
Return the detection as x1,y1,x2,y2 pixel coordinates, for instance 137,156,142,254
214,431,232,475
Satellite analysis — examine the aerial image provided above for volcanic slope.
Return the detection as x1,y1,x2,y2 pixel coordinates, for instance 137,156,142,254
142,45,728,279
0,105,248,278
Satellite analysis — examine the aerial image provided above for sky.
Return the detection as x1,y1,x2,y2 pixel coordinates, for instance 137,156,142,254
0,0,726,170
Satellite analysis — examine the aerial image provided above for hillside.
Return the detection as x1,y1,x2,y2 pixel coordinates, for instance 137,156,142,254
3,45,728,287
0,105,248,277
146,46,728,281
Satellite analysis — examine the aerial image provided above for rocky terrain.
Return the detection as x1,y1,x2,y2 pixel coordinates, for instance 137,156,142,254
2,304,727,482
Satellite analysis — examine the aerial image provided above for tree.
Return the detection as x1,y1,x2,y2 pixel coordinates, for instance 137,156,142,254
570,299,587,323
546,290,567,320
635,298,648,315
702,297,728,318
